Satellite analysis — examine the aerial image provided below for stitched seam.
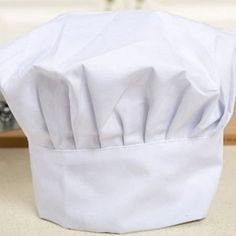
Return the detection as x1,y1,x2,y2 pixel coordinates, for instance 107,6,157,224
29,133,220,153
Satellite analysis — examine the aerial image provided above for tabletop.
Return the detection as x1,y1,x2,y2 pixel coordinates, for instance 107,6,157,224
0,147,235,236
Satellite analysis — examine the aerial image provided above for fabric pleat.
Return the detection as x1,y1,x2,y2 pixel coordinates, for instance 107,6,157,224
0,10,235,150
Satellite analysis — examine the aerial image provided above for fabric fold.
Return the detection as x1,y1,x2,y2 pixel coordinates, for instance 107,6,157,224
0,10,236,149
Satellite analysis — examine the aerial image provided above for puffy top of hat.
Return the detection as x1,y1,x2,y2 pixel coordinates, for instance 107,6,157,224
0,10,236,149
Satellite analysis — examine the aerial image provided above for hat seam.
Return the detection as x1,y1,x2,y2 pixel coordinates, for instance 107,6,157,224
28,133,218,153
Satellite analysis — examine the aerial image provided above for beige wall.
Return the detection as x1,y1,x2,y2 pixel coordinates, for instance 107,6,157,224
0,0,236,45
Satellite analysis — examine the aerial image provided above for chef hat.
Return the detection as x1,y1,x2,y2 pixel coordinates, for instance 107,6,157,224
0,10,236,233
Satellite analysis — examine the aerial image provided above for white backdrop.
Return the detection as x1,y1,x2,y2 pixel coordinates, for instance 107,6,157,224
0,0,236,45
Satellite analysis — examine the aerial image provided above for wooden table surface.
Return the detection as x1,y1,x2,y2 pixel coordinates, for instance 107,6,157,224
0,147,235,236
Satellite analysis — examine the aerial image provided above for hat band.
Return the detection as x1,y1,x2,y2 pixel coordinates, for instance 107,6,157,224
29,133,223,233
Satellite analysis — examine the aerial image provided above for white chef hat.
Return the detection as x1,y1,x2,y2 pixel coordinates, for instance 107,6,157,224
0,10,236,233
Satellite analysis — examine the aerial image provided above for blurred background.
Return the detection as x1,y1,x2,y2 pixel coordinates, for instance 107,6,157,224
0,0,236,146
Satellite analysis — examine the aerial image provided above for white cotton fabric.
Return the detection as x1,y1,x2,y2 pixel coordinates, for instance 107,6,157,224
0,10,236,233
